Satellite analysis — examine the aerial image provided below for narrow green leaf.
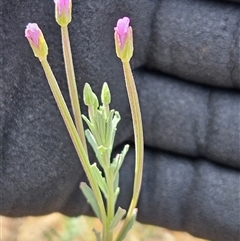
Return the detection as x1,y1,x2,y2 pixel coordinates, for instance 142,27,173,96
80,182,102,222
112,144,130,177
109,207,126,231
113,187,120,206
113,172,119,191
83,112,102,147
92,228,102,241
82,114,99,143
85,129,99,157
116,209,138,241
105,110,114,149
91,163,108,198
97,109,108,147
82,115,92,130
112,111,121,128
109,111,121,149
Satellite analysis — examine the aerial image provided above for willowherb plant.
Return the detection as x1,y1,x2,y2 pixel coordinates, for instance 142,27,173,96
25,1,144,240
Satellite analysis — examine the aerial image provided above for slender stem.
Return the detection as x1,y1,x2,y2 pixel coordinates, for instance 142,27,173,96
40,59,106,227
105,153,115,241
106,180,114,241
61,26,88,155
116,61,144,241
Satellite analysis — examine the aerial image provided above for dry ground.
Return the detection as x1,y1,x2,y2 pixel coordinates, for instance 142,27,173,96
1,214,207,241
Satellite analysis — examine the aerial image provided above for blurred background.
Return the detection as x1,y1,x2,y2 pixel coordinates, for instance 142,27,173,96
1,214,207,241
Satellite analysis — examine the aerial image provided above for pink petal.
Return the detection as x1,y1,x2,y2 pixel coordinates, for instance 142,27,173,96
55,0,70,15
25,23,40,47
114,17,130,48
115,17,130,34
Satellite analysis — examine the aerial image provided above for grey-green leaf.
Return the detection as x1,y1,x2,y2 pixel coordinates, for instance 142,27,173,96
112,144,130,177
82,115,92,130
91,164,108,198
92,228,102,241
113,172,119,192
80,182,102,222
85,129,99,156
109,207,126,231
116,209,138,241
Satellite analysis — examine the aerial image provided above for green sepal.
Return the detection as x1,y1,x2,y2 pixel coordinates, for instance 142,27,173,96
116,209,138,241
109,207,126,231
114,27,133,62
79,182,102,222
91,163,108,199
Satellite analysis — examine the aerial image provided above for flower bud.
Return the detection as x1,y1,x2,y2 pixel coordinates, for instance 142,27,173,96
114,17,133,62
54,0,72,27
83,83,99,108
92,93,99,109
83,83,93,106
101,82,111,105
25,23,48,61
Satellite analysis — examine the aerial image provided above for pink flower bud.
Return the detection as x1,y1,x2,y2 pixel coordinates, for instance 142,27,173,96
54,0,72,26
114,17,133,62
25,23,48,60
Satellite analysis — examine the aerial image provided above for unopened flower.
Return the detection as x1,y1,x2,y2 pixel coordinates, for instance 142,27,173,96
25,23,48,61
83,83,99,108
101,82,111,105
114,17,133,62
54,0,72,26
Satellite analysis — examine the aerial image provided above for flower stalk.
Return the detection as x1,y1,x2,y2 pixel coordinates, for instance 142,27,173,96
61,25,88,155
114,17,144,241
40,58,107,226
54,0,88,154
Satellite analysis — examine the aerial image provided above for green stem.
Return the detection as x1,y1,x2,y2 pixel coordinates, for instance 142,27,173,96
40,58,106,228
116,61,144,241
61,26,88,155
95,148,114,241
105,155,115,241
